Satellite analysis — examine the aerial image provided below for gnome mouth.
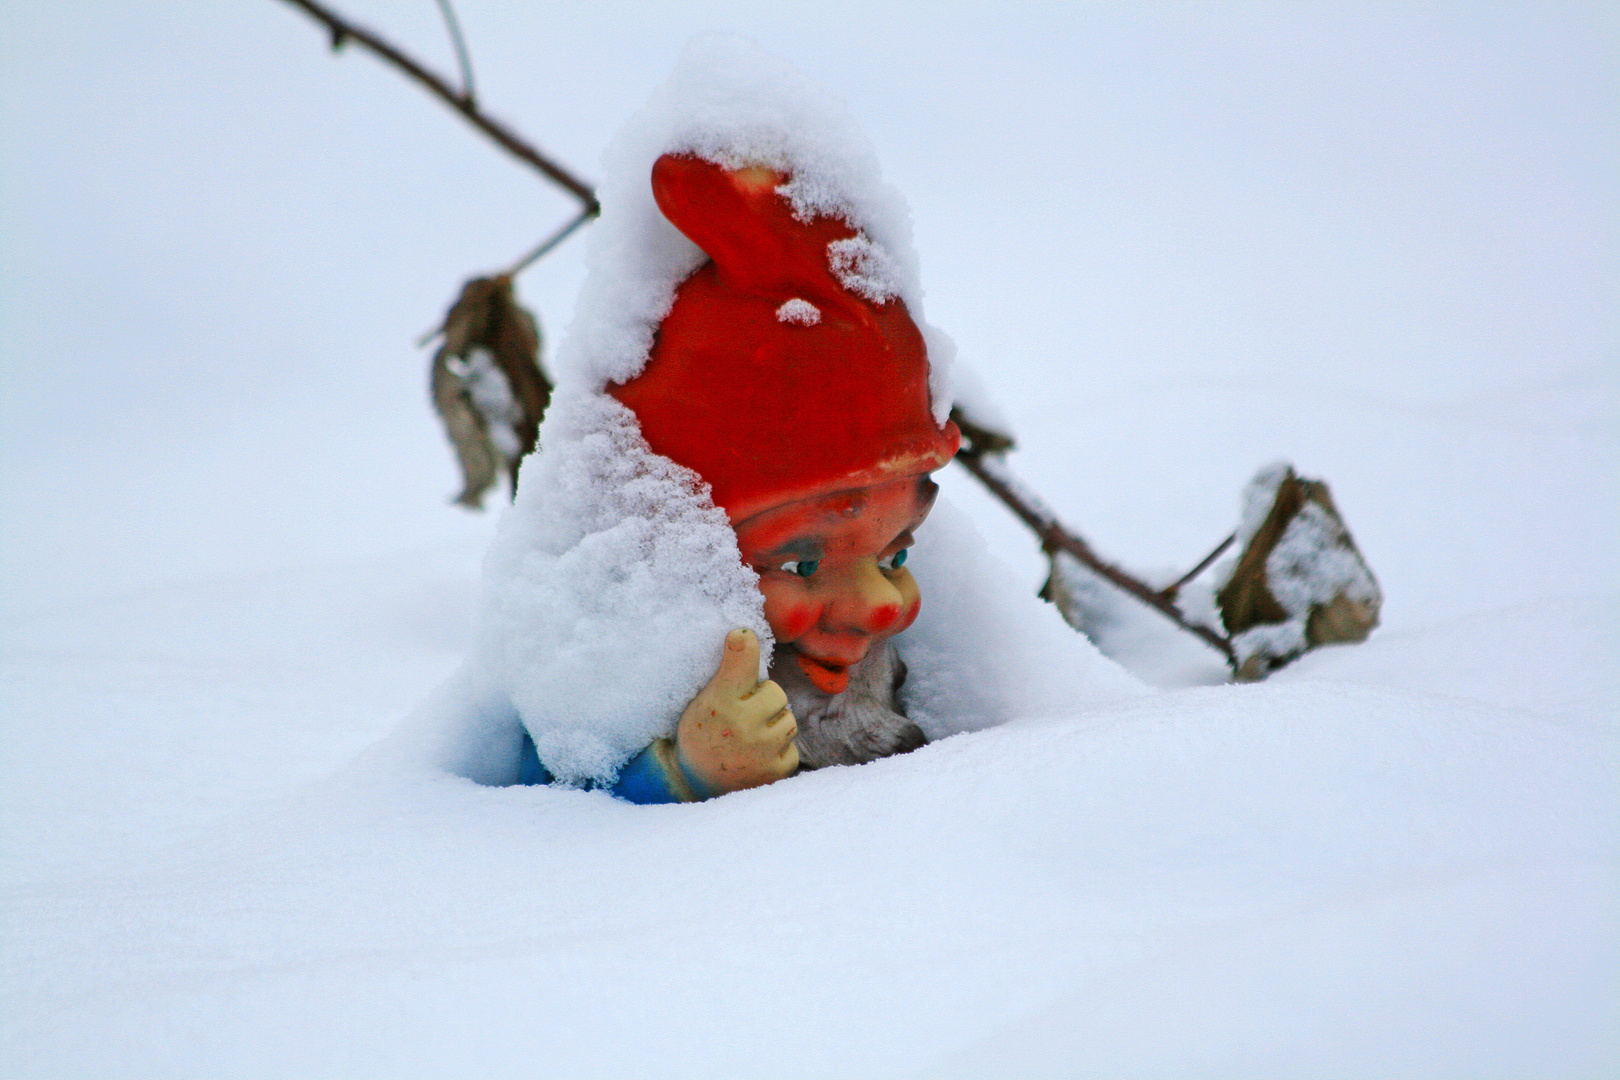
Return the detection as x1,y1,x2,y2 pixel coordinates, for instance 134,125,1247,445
794,652,852,695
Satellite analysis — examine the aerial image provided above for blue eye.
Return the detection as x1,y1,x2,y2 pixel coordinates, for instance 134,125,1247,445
781,559,819,578
881,549,909,570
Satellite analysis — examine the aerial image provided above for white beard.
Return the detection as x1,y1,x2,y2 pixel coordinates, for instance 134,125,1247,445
771,640,927,769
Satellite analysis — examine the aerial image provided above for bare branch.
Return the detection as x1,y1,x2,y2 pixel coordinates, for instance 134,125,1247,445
504,205,596,278
276,0,599,216
952,441,1236,664
434,0,476,103
1160,533,1234,601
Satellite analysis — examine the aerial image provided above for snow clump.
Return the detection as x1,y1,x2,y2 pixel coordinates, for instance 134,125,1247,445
475,389,773,785
827,234,901,303
775,297,821,325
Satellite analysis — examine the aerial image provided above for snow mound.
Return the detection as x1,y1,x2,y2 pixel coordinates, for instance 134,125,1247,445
902,497,1146,739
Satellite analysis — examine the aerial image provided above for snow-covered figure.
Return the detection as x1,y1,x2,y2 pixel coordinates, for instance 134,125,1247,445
465,38,1141,802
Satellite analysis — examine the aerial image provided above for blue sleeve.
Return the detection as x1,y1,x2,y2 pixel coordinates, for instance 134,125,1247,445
517,729,554,785
610,744,690,804
517,729,705,804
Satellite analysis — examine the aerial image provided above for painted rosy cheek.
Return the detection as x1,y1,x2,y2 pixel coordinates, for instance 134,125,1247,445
867,602,902,632
766,597,818,642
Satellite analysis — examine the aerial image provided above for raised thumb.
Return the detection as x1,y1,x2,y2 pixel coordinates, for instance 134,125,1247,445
712,627,762,695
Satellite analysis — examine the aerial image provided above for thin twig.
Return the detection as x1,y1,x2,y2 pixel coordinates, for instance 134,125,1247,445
278,0,599,215
504,204,596,277
953,447,1236,663
434,0,476,103
1160,533,1235,601
414,204,599,347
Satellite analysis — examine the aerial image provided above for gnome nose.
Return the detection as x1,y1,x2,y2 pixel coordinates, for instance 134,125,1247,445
828,562,905,636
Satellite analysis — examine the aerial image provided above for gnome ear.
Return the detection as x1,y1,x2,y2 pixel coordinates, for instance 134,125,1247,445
651,154,852,297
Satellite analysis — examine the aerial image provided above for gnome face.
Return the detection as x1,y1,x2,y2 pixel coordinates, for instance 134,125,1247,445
733,475,936,695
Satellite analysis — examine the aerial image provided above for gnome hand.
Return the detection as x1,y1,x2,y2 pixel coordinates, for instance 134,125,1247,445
676,628,799,795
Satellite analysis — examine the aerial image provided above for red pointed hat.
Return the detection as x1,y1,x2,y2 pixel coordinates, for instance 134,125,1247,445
610,154,959,524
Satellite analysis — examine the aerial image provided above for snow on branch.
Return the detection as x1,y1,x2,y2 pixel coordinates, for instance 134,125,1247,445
954,416,1382,681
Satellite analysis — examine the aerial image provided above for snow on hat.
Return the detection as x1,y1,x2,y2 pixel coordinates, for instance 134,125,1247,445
610,153,960,523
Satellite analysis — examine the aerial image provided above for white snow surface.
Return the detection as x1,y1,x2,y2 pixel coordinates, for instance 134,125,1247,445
3,4,1616,1078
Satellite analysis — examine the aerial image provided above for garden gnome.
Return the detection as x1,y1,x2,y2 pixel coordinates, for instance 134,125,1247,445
518,154,960,802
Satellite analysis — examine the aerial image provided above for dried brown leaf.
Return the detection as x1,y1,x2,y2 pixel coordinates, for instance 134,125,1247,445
431,352,501,508
1217,466,1381,680
428,275,552,507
